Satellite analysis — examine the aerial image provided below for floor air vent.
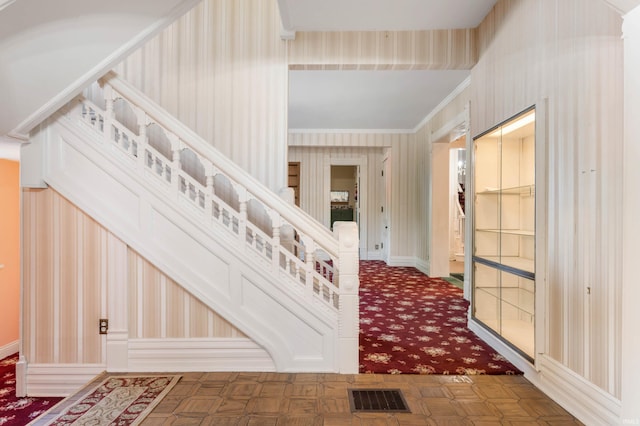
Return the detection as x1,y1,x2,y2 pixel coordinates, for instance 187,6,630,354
348,389,410,413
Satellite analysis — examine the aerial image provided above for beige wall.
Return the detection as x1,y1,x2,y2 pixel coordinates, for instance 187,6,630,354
288,29,476,69
0,160,20,349
471,0,623,398
22,188,247,364
288,133,418,259
116,0,288,192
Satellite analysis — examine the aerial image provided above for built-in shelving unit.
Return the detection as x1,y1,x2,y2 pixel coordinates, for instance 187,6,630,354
472,108,536,361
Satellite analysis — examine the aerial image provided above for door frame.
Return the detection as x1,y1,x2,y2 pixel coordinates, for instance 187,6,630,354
324,156,368,259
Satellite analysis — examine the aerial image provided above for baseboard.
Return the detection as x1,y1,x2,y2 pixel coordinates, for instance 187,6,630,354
387,256,417,267
415,258,430,276
25,364,106,397
535,355,621,426
366,251,383,261
469,319,621,425
126,338,276,372
0,340,18,360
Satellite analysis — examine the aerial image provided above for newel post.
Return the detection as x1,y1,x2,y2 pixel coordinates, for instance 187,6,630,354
333,221,359,374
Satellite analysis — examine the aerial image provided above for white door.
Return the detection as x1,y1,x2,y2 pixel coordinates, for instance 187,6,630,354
381,156,391,263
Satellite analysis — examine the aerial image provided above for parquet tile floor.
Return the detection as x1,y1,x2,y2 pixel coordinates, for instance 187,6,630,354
44,371,582,425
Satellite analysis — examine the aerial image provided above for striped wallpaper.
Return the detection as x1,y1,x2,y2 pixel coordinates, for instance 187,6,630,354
288,133,419,259
288,29,476,70
472,0,623,398
22,188,247,364
115,0,288,192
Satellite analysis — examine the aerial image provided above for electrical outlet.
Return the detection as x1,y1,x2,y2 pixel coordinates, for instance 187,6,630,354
99,319,109,335
375,244,379,250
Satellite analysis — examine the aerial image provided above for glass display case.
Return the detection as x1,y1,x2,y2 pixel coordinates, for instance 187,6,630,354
472,107,536,360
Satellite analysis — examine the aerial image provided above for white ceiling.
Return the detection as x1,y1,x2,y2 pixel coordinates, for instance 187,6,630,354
278,0,497,31
289,70,470,131
279,0,497,131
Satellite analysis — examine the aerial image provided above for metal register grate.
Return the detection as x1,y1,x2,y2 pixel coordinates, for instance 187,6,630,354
348,389,410,413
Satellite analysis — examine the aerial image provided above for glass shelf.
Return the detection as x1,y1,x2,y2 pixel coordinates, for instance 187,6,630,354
477,184,535,196
476,287,534,316
476,255,534,275
476,229,534,236
472,107,536,362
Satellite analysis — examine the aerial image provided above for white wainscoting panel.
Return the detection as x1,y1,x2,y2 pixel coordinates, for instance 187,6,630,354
127,338,275,372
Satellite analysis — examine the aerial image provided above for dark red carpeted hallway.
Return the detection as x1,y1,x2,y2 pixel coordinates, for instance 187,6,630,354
358,260,520,375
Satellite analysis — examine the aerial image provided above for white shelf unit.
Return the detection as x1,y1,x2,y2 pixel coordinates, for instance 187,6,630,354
472,108,536,361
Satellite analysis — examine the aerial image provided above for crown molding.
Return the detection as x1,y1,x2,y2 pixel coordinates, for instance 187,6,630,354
413,76,471,133
288,128,415,135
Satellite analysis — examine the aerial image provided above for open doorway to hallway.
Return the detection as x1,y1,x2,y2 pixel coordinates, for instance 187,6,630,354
449,139,466,286
330,165,358,231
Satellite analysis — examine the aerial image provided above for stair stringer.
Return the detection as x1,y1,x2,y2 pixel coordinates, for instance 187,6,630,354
33,113,339,373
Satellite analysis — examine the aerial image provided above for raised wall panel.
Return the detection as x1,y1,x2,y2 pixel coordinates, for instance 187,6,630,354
472,0,623,399
116,0,288,192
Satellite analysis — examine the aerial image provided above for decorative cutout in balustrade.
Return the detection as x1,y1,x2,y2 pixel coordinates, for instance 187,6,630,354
75,79,342,314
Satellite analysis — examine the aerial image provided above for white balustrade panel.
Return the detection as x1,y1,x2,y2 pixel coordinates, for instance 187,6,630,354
74,75,343,317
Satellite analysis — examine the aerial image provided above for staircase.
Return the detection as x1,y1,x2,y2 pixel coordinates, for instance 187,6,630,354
26,71,359,375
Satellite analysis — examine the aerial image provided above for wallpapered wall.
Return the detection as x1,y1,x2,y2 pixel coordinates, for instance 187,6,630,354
22,188,247,364
115,0,288,192
471,0,623,398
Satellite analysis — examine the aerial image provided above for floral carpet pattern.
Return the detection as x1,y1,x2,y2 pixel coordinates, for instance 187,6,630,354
44,375,181,425
0,353,62,426
359,261,520,375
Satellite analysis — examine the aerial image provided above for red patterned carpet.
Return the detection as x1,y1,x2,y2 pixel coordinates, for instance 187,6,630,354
0,353,62,426
359,261,520,375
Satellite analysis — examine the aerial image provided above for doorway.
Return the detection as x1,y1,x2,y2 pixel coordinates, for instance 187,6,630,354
449,140,466,284
330,165,358,230
326,157,368,258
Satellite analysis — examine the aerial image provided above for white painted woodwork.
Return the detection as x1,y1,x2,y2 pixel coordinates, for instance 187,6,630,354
115,0,288,192
0,0,200,137
621,5,640,424
20,70,360,386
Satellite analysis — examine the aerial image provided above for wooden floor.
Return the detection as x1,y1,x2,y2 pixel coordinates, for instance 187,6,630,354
41,371,582,425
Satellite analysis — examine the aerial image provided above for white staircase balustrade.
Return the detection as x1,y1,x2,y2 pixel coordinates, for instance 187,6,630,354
33,71,359,374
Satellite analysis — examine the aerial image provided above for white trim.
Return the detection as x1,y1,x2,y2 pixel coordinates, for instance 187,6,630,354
469,319,621,426
0,0,16,12
25,364,106,397
0,136,22,161
413,76,471,133
10,0,202,136
468,319,538,375
288,128,415,135
535,355,622,426
415,258,429,276
327,156,368,254
126,338,275,372
387,256,417,267
0,340,18,360
430,110,468,143
366,250,383,261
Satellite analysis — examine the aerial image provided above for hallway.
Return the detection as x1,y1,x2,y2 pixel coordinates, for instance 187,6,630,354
35,371,581,425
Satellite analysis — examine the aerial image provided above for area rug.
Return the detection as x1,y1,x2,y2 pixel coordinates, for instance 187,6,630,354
359,260,521,375
0,353,63,426
32,375,181,425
